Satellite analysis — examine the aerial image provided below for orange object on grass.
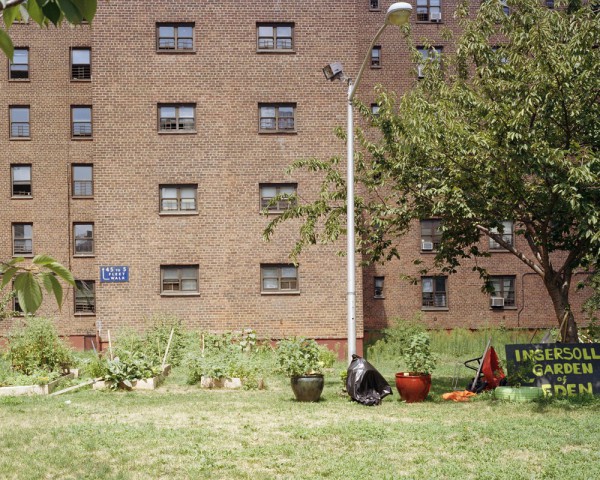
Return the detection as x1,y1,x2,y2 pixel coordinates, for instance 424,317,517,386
442,390,477,402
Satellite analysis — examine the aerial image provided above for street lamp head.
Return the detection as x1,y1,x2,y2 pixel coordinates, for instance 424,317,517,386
385,2,412,26
323,61,344,81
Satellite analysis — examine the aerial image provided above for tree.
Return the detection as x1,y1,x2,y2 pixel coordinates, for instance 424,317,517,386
0,256,75,315
264,0,600,342
0,0,98,58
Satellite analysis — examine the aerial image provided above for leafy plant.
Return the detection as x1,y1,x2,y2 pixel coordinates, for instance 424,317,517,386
367,315,426,362
102,351,162,390
0,255,75,314
401,332,437,375
6,317,73,374
276,337,324,378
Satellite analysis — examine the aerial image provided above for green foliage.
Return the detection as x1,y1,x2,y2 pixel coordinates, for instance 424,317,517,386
103,351,162,390
5,317,73,374
400,332,438,375
0,1,98,58
0,255,75,314
318,345,337,369
265,0,600,341
367,316,426,361
0,290,16,322
0,358,61,387
276,337,324,377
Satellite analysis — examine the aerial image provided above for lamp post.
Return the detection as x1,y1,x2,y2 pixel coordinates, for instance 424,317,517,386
324,2,412,364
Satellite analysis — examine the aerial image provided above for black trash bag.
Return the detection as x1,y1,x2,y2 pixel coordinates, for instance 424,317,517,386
346,354,392,406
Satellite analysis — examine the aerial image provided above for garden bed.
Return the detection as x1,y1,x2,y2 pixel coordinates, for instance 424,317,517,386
0,372,75,397
93,365,171,391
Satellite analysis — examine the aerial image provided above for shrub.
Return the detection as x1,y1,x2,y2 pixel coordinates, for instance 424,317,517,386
103,351,162,390
367,315,426,362
401,332,437,375
276,337,323,377
6,317,73,374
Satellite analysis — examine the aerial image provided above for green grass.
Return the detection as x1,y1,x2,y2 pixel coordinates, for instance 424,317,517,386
1,362,599,479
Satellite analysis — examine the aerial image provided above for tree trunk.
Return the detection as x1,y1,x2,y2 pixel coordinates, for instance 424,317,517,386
544,274,579,343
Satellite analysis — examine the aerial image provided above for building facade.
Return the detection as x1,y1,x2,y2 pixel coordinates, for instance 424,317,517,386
0,1,591,351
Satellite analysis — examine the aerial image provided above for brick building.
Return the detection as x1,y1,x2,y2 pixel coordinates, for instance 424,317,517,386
0,1,592,351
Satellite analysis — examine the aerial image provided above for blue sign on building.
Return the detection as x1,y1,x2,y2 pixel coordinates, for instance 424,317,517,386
100,266,129,283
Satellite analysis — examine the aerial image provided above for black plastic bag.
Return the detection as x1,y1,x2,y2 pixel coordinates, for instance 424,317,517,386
346,354,392,406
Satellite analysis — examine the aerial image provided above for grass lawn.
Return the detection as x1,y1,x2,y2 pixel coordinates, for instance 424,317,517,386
1,362,599,480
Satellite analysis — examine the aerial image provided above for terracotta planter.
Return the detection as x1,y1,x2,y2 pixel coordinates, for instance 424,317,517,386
395,372,431,403
290,374,324,402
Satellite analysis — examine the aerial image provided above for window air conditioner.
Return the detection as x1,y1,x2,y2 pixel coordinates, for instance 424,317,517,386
422,241,434,251
430,12,442,22
490,297,505,308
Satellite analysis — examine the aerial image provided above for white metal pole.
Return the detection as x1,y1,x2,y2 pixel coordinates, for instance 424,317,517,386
346,81,356,364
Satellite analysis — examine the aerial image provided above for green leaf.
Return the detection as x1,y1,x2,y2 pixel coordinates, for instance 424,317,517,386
3,5,20,29
27,0,45,25
56,0,83,24
45,262,75,286
14,272,43,314
73,0,96,21
0,267,17,289
42,0,63,26
0,28,14,60
19,5,30,24
5,257,25,267
41,273,64,309
33,254,57,266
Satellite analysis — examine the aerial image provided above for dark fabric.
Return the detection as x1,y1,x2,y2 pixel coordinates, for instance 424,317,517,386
346,354,392,406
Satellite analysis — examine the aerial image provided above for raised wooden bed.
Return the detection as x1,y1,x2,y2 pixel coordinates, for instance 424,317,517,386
0,373,75,397
93,365,171,391
200,376,243,389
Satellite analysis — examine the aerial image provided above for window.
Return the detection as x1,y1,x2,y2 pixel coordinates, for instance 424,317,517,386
12,223,33,256
11,165,31,197
261,265,298,293
72,164,93,197
257,23,294,50
161,266,199,294
489,221,513,250
160,185,197,212
260,184,297,212
371,46,381,67
422,276,447,308
9,48,28,80
259,104,295,132
421,219,442,251
10,106,30,138
374,276,384,298
158,104,196,132
417,47,442,78
545,0,554,8
74,223,94,256
369,0,380,10
157,23,194,51
13,284,23,315
75,280,95,313
490,276,515,307
371,104,380,116
71,48,91,80
417,0,441,21
71,106,92,138
500,0,510,15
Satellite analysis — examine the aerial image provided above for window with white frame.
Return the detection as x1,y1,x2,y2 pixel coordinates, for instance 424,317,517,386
161,265,199,294
422,276,447,308
260,184,297,212
75,280,95,313
416,0,441,21
158,104,196,132
489,221,513,250
71,48,91,80
257,23,294,50
261,264,298,293
371,46,381,67
12,223,32,256
156,23,194,51
374,276,385,298
71,106,92,137
9,48,29,80
160,185,197,212
259,104,295,132
420,219,442,251
72,164,93,197
417,46,442,78
74,223,94,256
10,106,30,138
11,164,31,197
490,276,515,307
